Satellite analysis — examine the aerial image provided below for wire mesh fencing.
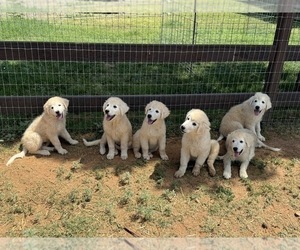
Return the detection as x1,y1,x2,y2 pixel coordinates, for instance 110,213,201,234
0,0,299,141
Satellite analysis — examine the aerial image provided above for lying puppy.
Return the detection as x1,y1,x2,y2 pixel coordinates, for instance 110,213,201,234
218,92,272,142
220,128,280,179
83,97,132,160
133,100,170,160
174,109,220,178
6,96,78,166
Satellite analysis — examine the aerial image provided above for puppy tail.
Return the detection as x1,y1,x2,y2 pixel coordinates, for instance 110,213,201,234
217,134,224,142
257,140,281,152
82,138,101,147
6,148,27,166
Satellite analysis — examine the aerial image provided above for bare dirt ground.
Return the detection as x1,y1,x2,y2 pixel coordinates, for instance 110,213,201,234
0,130,299,237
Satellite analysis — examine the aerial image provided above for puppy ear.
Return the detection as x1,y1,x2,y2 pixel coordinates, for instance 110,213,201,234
161,105,170,119
61,98,69,109
120,102,130,116
103,99,108,113
197,121,211,134
43,100,50,113
145,103,151,115
265,95,272,110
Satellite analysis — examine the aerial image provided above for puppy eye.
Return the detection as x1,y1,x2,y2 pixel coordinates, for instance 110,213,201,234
232,140,235,143
240,140,244,143
262,101,265,104
192,122,197,126
155,110,159,113
254,100,258,102
58,104,61,106
113,105,117,109
187,117,190,120
51,106,54,109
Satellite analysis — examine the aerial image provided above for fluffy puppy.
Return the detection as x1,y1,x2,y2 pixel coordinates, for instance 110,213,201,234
83,97,132,160
218,92,272,142
220,128,280,179
6,96,78,166
133,100,170,160
174,109,220,178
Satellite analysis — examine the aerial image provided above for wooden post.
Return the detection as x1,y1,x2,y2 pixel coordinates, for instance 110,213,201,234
263,12,294,123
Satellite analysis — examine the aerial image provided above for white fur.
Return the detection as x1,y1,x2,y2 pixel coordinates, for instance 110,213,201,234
174,109,220,178
133,100,170,160
6,96,78,166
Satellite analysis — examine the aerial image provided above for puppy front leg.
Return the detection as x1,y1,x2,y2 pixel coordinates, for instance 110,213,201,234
140,139,150,160
255,122,265,141
120,136,129,160
60,128,79,145
174,149,189,178
192,156,206,176
49,136,68,155
223,156,232,179
158,137,168,160
106,136,116,160
239,160,250,179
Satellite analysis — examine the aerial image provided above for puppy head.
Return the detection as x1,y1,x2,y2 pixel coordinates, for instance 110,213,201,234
145,100,170,125
43,96,69,120
226,130,249,158
180,109,210,134
103,97,129,121
249,92,272,116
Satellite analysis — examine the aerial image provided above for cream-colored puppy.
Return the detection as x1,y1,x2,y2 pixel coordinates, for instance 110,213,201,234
220,128,280,179
6,96,78,166
174,109,220,178
83,97,132,160
218,92,272,142
133,100,170,160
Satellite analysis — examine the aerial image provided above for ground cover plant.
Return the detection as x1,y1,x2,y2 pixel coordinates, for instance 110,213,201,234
0,129,299,237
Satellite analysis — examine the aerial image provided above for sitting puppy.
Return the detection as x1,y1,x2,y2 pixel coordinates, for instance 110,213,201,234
220,128,280,179
6,96,78,166
133,100,170,160
218,92,272,142
83,97,132,160
174,109,220,178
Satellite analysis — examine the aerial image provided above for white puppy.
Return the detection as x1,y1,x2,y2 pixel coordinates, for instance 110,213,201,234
174,109,220,178
6,96,78,166
218,92,272,142
83,97,132,160
133,100,170,160
220,128,280,179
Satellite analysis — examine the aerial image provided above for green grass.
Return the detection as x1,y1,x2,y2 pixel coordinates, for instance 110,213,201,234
1,13,299,44
0,12,299,138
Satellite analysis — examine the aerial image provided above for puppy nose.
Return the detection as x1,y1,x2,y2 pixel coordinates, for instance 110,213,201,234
105,109,109,114
233,147,238,152
55,111,60,114
147,114,152,119
180,125,185,131
255,106,260,110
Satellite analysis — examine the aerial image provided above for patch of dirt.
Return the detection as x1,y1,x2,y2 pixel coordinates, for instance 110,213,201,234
0,131,299,237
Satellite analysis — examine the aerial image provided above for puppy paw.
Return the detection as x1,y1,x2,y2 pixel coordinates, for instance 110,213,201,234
100,147,106,155
209,168,216,177
58,148,68,155
258,135,265,141
160,154,169,161
174,170,185,178
106,153,114,160
134,152,142,158
143,154,150,160
121,154,128,160
69,139,79,145
192,168,200,176
223,171,232,179
39,150,51,156
239,170,248,179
